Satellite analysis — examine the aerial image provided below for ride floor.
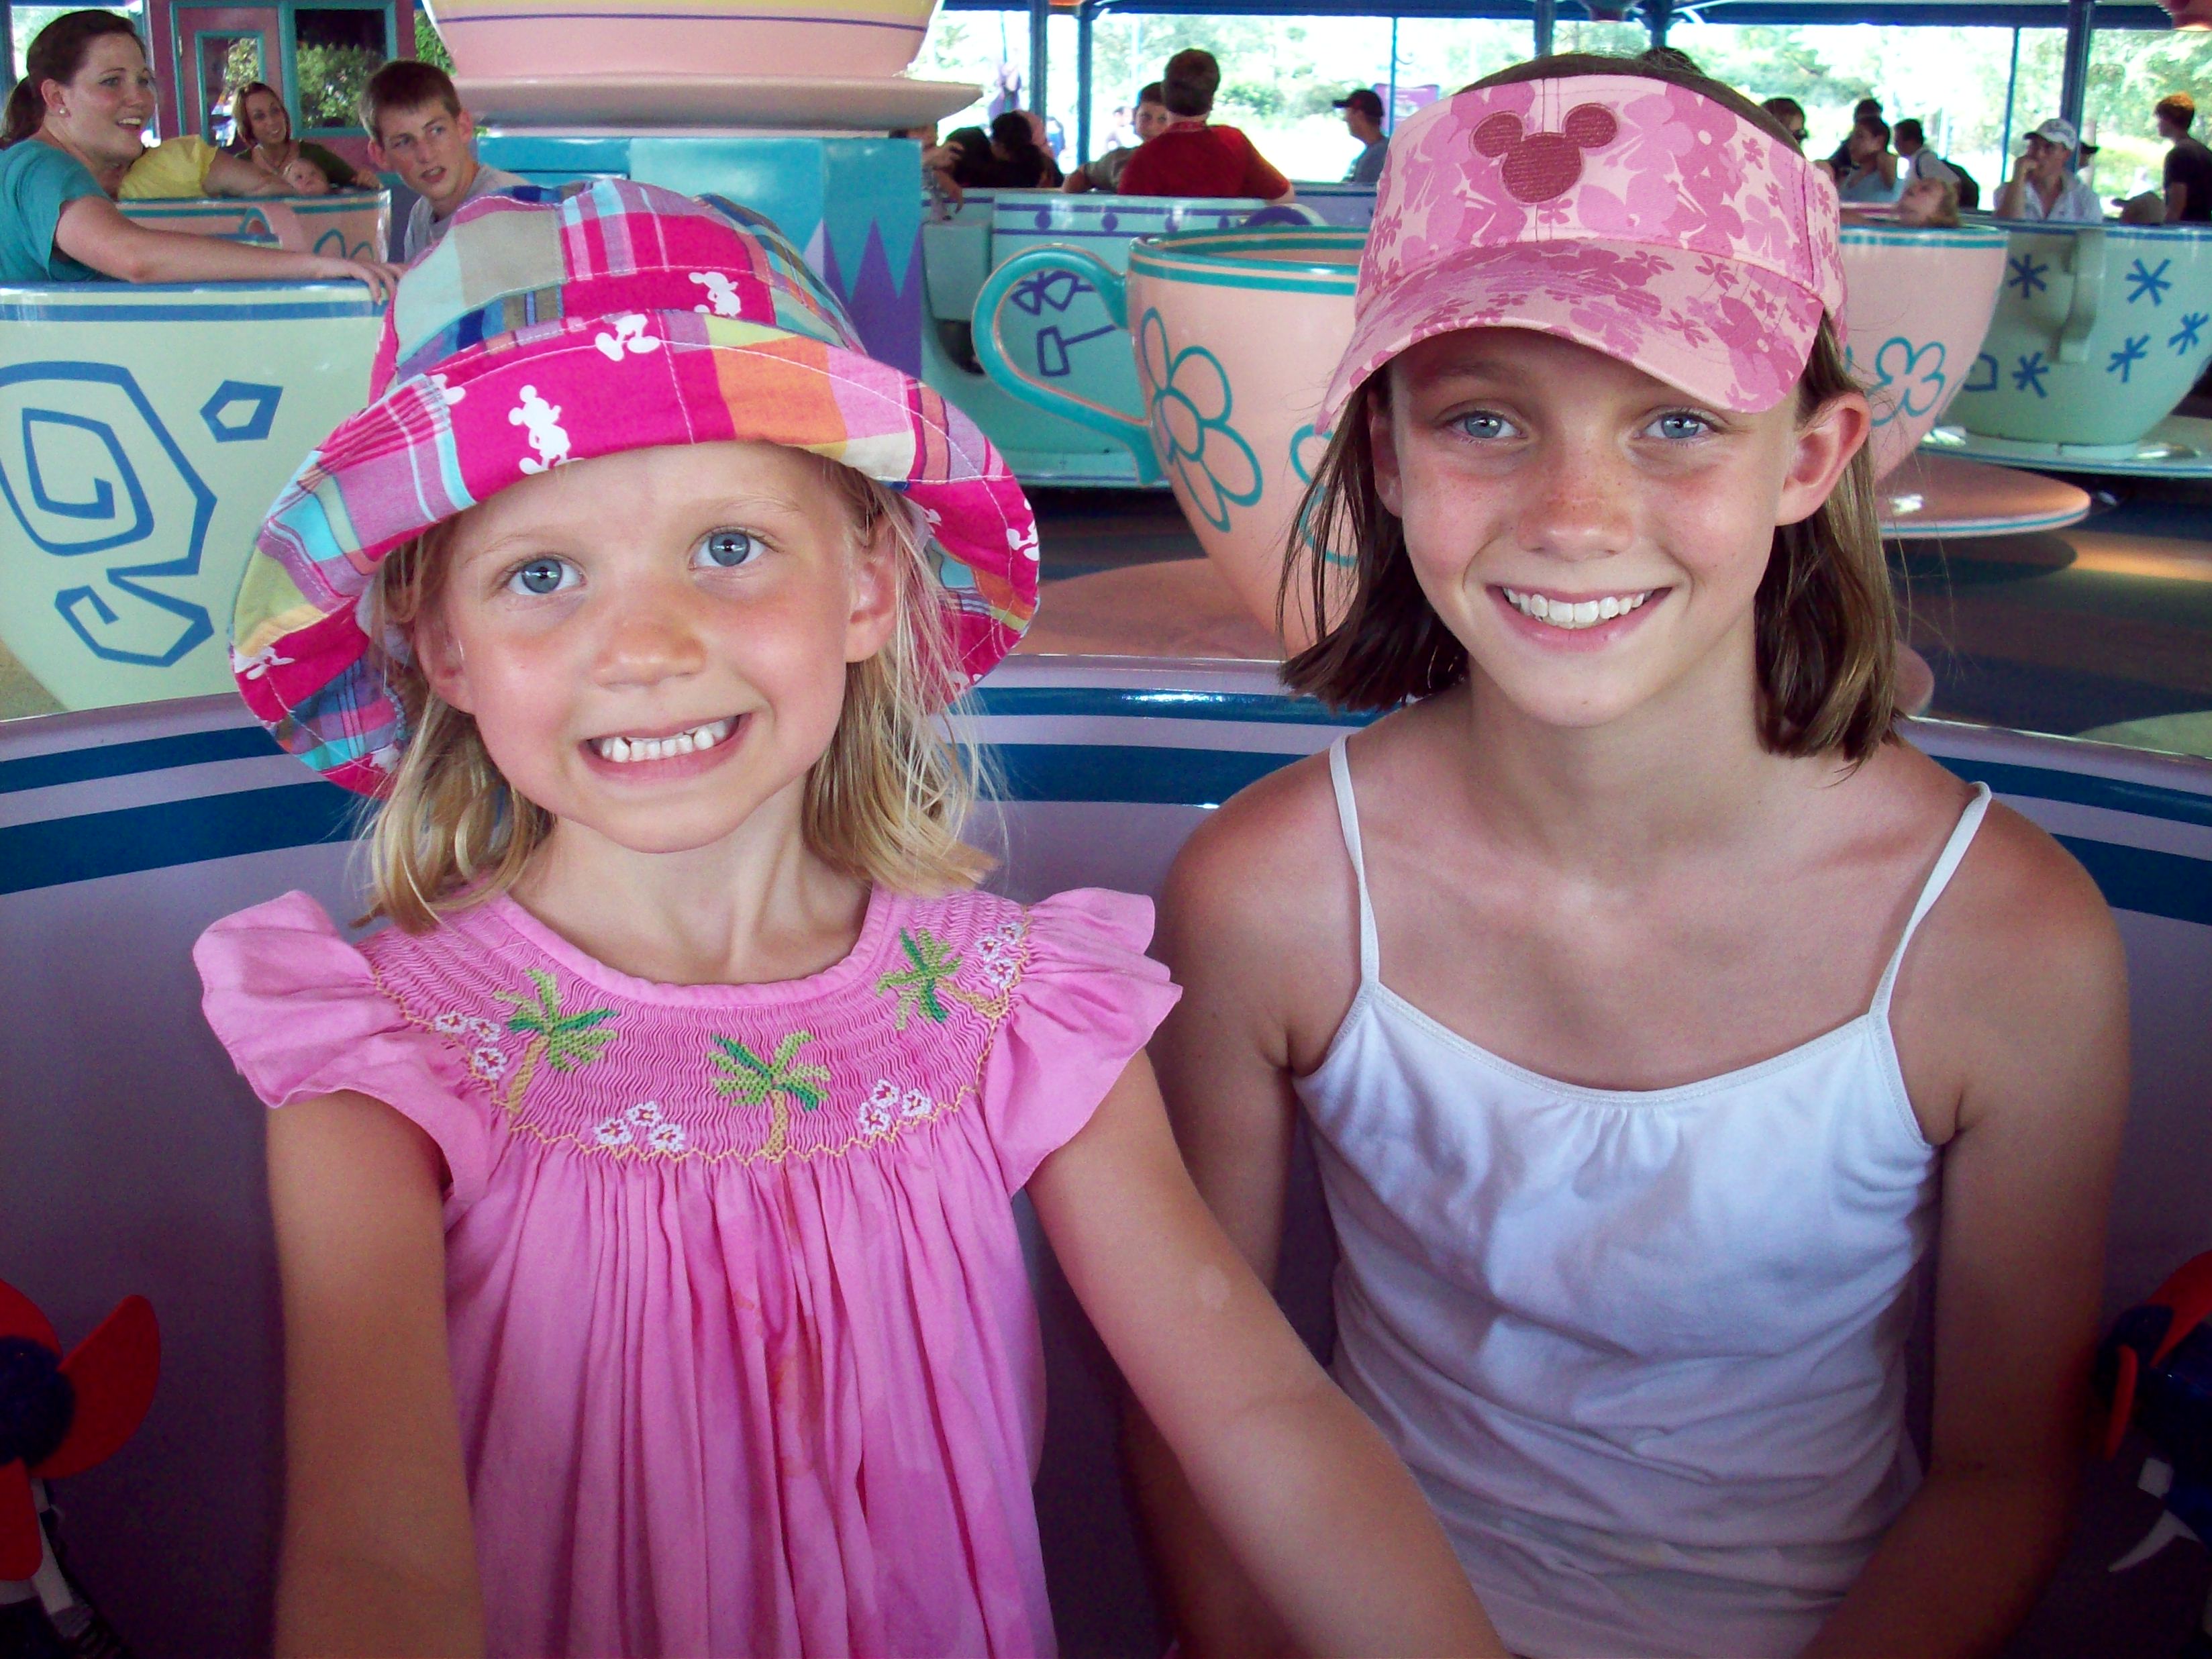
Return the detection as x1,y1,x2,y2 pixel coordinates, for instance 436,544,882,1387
1014,473,2212,764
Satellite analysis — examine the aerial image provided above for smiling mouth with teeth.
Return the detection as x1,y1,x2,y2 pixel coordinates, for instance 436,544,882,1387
1501,588,1655,631
591,717,736,764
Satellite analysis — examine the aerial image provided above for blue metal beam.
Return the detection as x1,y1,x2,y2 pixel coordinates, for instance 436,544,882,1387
1028,0,1049,121
2058,0,2093,128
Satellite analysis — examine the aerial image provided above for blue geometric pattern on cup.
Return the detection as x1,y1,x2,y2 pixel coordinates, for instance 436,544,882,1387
199,380,284,444
313,226,379,264
2171,313,2207,357
1965,353,2000,394
2011,352,2051,398
0,362,215,667
2005,254,2049,297
2125,258,2172,308
1009,270,1118,380
1138,309,1261,534
2107,335,2150,384
1854,337,1947,428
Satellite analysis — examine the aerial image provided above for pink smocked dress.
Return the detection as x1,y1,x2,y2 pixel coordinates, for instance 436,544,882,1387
195,883,1177,1658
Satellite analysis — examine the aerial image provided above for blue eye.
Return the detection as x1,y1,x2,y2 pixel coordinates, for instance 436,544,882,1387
1652,411,1713,441
697,530,758,569
508,557,572,596
1456,411,1517,441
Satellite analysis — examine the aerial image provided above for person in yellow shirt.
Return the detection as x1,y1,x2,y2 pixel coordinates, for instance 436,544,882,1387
119,130,308,198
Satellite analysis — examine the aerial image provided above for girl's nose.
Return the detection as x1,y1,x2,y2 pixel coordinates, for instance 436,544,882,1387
1517,434,1636,562
592,593,709,687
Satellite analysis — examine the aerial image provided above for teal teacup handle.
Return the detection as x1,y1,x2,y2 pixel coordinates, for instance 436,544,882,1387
2057,225,2105,365
972,245,1164,485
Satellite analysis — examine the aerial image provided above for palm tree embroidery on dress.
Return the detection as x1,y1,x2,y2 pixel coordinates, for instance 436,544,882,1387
876,925,1023,1028
710,1031,831,1160
493,968,617,1117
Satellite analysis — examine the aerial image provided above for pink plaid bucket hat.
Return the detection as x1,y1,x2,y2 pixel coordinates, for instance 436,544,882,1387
1319,64,1847,431
233,180,1039,795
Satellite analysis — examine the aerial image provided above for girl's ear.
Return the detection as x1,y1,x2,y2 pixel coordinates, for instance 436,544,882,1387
415,606,476,714
1776,389,1870,527
842,511,902,666
1368,386,1405,519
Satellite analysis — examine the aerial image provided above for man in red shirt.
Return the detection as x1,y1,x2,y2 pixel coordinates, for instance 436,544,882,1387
1117,48,1294,200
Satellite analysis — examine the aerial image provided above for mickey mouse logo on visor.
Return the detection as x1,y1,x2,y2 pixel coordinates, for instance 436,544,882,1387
1472,103,1619,202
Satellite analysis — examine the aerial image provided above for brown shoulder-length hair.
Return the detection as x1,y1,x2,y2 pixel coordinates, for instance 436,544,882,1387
232,81,286,148
1282,54,1896,764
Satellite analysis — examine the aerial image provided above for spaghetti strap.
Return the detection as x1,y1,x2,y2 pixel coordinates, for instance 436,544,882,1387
1326,736,1380,983
1871,783,1994,1015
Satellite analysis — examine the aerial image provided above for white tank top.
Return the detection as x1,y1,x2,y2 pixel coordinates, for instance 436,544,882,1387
1295,738,1991,1659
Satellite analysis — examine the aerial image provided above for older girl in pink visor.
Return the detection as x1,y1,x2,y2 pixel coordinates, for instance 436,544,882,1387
1141,54,2125,1659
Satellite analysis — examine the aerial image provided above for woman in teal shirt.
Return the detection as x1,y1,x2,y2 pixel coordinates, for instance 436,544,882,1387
1,9,397,293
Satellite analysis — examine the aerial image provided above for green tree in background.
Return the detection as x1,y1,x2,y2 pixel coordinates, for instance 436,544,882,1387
415,11,454,72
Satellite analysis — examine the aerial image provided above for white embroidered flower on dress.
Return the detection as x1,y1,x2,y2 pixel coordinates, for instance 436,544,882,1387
858,1098,895,1138
868,1079,901,1109
901,1089,934,1121
625,1101,665,1127
646,1120,688,1155
594,1116,633,1148
470,1045,510,1081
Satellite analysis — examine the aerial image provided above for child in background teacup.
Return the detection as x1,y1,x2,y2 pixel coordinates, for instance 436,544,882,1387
1138,54,2126,1659
193,181,1498,1659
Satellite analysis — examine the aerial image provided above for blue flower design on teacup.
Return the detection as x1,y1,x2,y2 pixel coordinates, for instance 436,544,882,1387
1138,309,1261,534
1856,336,1948,428
1285,421,1355,570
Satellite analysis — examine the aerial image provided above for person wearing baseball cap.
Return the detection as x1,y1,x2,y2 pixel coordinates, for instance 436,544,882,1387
1140,50,2121,1659
1996,115,2103,221
1334,85,1389,183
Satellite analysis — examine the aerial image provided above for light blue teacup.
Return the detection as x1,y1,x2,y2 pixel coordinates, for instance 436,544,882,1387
1947,221,2212,447
0,281,382,710
962,194,1322,484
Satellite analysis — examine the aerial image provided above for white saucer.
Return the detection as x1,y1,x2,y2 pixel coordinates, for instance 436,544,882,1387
459,73,981,132
1921,416,2212,479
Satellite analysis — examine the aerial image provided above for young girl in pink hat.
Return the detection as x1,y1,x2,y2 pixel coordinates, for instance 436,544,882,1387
1142,55,2127,1659
192,181,1497,1658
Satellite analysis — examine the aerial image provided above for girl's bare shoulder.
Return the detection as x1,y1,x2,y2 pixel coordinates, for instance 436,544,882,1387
1878,740,2126,1090
1161,740,1350,954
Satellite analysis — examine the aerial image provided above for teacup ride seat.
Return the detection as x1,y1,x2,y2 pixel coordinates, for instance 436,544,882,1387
941,193,1324,487
0,281,382,715
1283,182,1377,228
1929,220,2212,477
118,190,395,266
1,665,2208,1656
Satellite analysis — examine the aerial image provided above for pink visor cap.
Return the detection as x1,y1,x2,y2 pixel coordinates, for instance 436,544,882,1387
1319,72,1848,432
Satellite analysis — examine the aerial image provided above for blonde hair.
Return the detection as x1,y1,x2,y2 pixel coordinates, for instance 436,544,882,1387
363,458,989,933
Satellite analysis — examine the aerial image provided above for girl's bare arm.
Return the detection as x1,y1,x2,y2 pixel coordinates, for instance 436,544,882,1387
1030,1050,1499,1659
1124,781,1342,1658
267,1090,485,1658
1802,813,2129,1658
